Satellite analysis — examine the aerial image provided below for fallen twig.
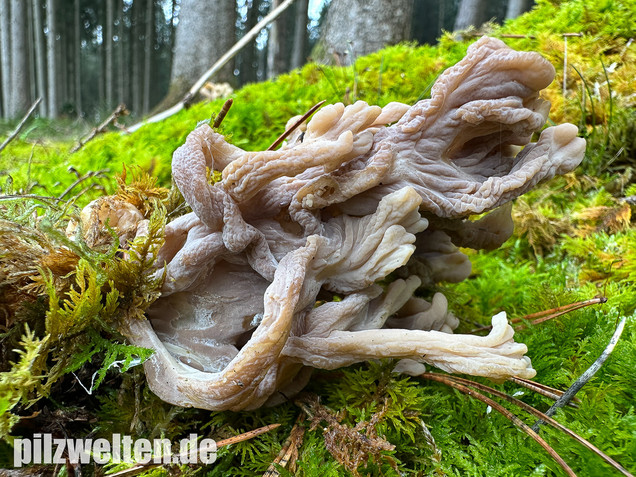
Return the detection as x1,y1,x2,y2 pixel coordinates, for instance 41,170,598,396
420,373,577,477
212,99,234,129
532,316,627,432
0,194,65,206
443,375,633,477
127,0,297,133
57,168,110,200
70,104,128,153
470,296,607,333
267,100,326,150
109,423,281,477
0,98,42,154
263,418,305,476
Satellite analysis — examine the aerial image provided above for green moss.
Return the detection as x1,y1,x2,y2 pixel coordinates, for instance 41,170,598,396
1,0,635,474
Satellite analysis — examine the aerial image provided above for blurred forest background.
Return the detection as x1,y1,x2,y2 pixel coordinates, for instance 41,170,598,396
0,0,534,122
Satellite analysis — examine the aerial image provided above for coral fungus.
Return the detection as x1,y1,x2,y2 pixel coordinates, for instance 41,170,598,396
89,37,586,411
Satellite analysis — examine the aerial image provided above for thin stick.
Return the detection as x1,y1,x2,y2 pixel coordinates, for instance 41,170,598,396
71,104,128,153
127,0,298,133
563,35,568,98
263,420,305,476
0,194,64,205
514,297,606,331
216,423,281,447
532,317,627,431
57,169,110,200
0,98,42,154
470,296,606,333
212,99,234,129
420,373,577,477
267,100,326,150
443,375,634,477
509,376,581,406
109,424,281,477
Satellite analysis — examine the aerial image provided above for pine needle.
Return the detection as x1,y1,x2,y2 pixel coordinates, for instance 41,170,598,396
508,376,581,407
470,296,607,333
420,373,578,477
267,100,326,151
442,375,634,477
532,316,628,431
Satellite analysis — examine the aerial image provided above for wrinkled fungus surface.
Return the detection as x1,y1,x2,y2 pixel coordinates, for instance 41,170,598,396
115,37,585,411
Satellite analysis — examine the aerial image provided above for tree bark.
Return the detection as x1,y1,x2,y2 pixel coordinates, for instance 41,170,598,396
290,0,308,70
32,0,47,117
132,0,142,115
106,0,114,108
170,0,237,96
143,0,153,113
266,0,280,79
506,0,534,19
0,0,10,118
10,0,30,117
26,0,37,104
74,0,81,116
118,0,125,104
46,0,57,118
317,0,414,66
454,0,488,31
237,0,261,85
58,7,67,109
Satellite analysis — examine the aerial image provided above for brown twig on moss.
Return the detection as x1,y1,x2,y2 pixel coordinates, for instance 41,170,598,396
70,104,128,153
470,296,607,333
0,98,42,154
213,98,234,129
267,100,326,151
109,423,281,477
420,373,578,477
532,316,627,432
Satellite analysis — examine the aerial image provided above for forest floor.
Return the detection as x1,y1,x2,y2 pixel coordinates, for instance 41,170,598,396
1,1,636,475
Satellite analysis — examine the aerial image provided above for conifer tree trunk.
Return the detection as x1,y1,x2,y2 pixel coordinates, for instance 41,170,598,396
506,0,533,19
58,9,67,109
132,0,142,115
169,0,237,98
46,0,57,118
10,0,30,116
32,0,47,117
106,0,114,108
454,0,488,31
290,0,308,70
118,0,126,104
238,0,261,85
267,0,296,78
74,0,81,116
266,0,280,79
143,0,153,113
26,0,37,104
318,0,414,65
0,0,9,118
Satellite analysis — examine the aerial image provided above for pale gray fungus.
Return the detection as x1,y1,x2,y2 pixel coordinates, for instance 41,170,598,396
113,37,586,411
